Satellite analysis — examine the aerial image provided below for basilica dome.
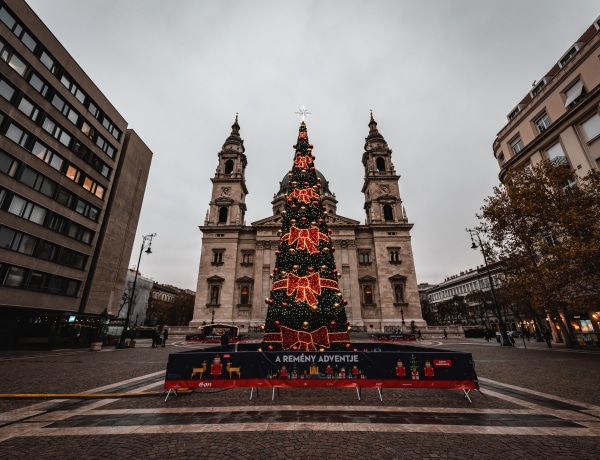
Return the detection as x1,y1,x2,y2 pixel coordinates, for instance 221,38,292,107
272,169,336,215
276,169,332,196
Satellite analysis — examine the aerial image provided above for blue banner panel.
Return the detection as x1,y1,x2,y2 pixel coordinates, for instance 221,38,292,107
164,343,478,391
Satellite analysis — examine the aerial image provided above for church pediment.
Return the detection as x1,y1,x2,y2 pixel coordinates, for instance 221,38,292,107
389,274,407,282
359,275,377,282
214,196,234,205
251,213,359,228
375,195,398,203
236,276,254,283
325,214,360,227
207,275,225,283
252,215,283,227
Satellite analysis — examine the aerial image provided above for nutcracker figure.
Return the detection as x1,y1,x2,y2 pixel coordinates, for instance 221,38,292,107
395,360,406,377
210,355,222,377
279,365,288,378
424,360,435,377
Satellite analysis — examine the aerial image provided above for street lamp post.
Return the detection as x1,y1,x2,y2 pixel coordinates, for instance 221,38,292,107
513,306,527,349
400,307,405,333
466,228,512,346
117,233,156,348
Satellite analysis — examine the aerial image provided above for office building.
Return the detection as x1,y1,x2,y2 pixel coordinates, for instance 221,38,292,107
0,0,152,348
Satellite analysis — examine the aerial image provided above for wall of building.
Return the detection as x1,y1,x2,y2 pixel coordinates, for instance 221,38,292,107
82,130,152,316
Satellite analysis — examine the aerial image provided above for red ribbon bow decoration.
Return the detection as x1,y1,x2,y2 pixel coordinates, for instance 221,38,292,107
293,155,313,170
288,188,321,204
281,226,329,254
272,273,338,306
263,327,350,351
281,325,330,351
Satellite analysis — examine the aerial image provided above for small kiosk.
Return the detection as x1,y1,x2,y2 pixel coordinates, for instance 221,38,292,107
185,323,246,343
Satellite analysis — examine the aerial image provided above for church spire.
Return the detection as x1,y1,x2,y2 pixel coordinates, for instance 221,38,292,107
365,110,385,147
223,113,244,150
361,113,403,224
231,113,240,136
368,110,378,134
204,114,248,227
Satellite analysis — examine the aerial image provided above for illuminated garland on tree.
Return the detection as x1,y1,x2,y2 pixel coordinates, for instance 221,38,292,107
261,121,351,351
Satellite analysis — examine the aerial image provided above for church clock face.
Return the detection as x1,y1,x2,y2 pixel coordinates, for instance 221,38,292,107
221,187,231,196
379,185,389,194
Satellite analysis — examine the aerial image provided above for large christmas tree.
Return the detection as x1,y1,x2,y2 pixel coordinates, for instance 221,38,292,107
262,121,351,351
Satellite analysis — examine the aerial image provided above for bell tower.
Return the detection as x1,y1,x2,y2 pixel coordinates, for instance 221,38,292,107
361,112,406,225
191,115,249,327
358,111,424,332
205,114,248,227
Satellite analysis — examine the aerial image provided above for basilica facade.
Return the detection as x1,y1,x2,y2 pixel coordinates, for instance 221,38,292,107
190,114,424,333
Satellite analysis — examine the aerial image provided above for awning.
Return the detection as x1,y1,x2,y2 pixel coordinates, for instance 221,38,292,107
564,80,584,107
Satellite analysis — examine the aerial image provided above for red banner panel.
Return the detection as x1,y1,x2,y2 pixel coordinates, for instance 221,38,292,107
164,343,478,392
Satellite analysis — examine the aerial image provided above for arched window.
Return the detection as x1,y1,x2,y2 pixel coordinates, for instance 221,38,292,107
376,157,385,171
363,286,373,304
224,160,234,174
218,207,228,223
240,286,249,305
383,204,393,221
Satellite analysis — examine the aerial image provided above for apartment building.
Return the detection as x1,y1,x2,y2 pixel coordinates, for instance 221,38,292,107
493,15,600,346
423,265,512,330
494,16,600,178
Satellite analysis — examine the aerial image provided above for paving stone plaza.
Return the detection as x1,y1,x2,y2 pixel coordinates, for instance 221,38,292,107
0,337,599,459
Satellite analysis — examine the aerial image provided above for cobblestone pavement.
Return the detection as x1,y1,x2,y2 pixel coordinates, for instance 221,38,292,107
0,338,598,459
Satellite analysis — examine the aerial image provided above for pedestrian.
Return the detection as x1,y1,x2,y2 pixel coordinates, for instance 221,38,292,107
221,331,229,347
483,330,489,342
543,329,552,348
162,328,168,347
443,329,447,339
524,329,531,342
152,330,160,348
417,330,422,340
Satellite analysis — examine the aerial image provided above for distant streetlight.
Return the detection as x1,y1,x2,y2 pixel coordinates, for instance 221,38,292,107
117,233,156,348
466,228,511,346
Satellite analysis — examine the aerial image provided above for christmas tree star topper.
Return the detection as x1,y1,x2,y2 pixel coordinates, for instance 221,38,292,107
295,105,312,122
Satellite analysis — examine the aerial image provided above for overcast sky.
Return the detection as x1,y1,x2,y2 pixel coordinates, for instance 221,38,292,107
27,0,600,290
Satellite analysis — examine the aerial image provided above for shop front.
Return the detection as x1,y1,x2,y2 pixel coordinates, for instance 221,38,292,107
568,313,600,347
